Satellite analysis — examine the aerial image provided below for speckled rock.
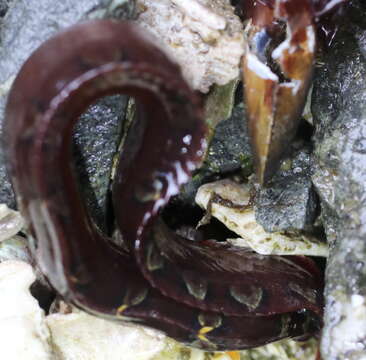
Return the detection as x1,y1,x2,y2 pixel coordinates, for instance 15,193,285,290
87,0,136,20
0,235,30,263
311,2,366,359
205,101,252,175
0,0,134,209
0,0,13,18
176,97,252,207
73,95,128,231
255,145,318,233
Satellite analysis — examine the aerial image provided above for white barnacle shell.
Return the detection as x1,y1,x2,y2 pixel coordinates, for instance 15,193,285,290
196,180,329,257
0,204,24,243
136,0,244,93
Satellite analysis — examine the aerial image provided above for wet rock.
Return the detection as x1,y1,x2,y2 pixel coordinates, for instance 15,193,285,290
205,101,252,175
311,2,366,359
204,79,238,137
176,98,252,207
255,145,318,233
0,235,31,263
73,95,128,232
0,0,134,209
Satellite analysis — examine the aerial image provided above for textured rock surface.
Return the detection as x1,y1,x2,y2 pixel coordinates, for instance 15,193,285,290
255,145,318,233
205,101,252,175
0,0,132,210
0,261,52,359
176,98,252,207
0,235,30,263
73,95,128,231
0,0,101,207
311,2,366,358
47,310,166,360
196,179,328,257
136,0,244,93
0,203,23,241
0,0,13,18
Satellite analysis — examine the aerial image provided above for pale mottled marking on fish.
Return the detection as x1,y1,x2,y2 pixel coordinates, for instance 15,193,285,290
289,282,317,304
198,312,222,329
146,242,165,271
229,285,263,311
116,286,148,314
183,272,208,301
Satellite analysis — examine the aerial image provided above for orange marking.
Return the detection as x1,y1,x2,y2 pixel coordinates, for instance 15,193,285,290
116,304,128,314
227,351,240,360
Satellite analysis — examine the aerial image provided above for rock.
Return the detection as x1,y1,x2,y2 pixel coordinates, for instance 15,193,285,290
0,203,23,241
87,0,136,20
136,0,244,93
196,179,328,257
73,95,128,231
255,145,318,233
46,310,166,360
0,261,52,359
175,98,252,207
0,0,13,18
205,100,252,175
311,2,366,358
0,235,30,263
204,79,239,136
0,0,134,209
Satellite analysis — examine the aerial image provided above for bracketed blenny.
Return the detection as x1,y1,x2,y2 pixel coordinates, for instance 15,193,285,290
4,20,323,350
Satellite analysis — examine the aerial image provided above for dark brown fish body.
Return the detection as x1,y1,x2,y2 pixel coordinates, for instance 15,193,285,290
4,20,323,350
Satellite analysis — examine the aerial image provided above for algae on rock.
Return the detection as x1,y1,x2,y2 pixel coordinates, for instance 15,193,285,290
312,2,366,358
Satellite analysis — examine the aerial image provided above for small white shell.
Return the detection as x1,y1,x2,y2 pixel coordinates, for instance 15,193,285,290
0,204,24,243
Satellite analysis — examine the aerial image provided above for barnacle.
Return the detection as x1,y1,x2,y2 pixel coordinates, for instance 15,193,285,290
239,0,348,184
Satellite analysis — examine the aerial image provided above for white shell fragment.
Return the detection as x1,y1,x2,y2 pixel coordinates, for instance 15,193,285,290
195,180,328,257
0,261,52,360
47,310,166,360
0,204,24,242
0,235,31,263
136,0,244,93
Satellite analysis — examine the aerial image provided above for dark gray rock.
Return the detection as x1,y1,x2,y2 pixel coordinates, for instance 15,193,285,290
0,0,134,209
205,101,252,175
311,2,366,358
255,144,318,233
176,100,253,207
73,95,128,232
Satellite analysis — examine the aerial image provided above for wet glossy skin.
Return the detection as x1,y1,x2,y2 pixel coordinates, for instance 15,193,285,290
5,20,323,350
